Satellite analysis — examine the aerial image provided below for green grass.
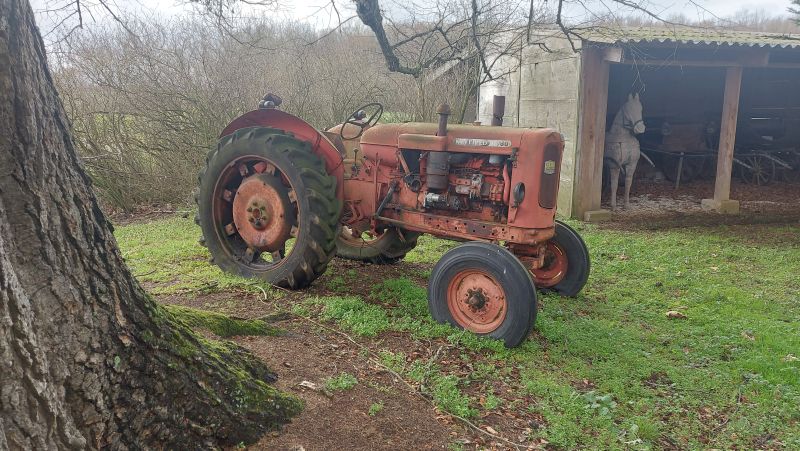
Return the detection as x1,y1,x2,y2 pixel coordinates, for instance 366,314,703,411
368,401,384,416
317,296,393,336
114,216,280,299
324,372,358,391
116,215,800,449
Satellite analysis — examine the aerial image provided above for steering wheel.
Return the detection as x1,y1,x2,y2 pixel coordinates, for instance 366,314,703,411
340,102,383,140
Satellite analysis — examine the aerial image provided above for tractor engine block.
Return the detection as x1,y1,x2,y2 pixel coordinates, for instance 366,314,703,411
418,155,507,218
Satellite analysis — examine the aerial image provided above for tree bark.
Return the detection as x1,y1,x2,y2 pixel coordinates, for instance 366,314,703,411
0,1,301,449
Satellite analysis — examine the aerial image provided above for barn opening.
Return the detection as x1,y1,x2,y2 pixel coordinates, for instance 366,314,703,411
477,27,800,220
605,59,800,215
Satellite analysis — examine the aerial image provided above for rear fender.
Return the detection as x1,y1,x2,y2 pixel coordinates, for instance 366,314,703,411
220,109,344,200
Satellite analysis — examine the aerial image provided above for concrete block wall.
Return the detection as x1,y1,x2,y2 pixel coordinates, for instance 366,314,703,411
477,51,520,126
515,39,581,218
477,35,582,218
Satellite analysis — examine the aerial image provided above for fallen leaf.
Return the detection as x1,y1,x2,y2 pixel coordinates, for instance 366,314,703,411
783,354,798,362
710,266,719,272
666,311,687,319
485,426,498,435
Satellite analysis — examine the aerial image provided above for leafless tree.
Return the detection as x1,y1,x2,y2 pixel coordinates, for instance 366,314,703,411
790,1,800,25
54,16,418,210
599,7,799,33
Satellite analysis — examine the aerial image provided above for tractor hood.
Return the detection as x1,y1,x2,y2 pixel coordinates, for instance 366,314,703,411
362,122,542,153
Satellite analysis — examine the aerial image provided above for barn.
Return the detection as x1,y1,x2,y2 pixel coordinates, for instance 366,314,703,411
477,27,800,220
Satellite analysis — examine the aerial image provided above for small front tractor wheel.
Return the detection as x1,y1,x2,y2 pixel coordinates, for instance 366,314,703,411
428,242,537,348
196,127,341,289
336,226,420,264
531,220,590,297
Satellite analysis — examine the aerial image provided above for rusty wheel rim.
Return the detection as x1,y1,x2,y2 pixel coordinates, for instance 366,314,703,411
212,156,297,268
446,269,507,333
531,242,568,287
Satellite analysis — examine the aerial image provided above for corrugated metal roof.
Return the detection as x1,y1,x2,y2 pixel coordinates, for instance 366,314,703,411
580,26,800,49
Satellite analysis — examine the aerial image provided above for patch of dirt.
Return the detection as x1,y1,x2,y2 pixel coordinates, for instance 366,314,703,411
643,371,673,391
159,289,459,450
156,263,549,450
600,179,800,231
571,379,597,392
362,333,546,448
751,433,781,450
235,318,454,451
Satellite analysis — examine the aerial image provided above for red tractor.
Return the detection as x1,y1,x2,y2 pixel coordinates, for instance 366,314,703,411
196,94,590,347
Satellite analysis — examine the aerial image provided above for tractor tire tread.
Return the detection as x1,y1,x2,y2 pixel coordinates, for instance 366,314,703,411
336,228,420,264
196,126,340,289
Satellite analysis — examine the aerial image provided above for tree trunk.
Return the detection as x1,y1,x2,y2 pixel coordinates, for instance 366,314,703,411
0,1,301,448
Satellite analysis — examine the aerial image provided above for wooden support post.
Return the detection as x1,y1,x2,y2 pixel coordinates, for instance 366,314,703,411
574,47,611,221
702,66,742,214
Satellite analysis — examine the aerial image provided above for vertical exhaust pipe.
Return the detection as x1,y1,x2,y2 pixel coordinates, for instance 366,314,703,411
428,104,452,191
436,104,451,136
491,95,505,126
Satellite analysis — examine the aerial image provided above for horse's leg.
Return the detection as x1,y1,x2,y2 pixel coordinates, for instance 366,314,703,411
609,165,621,211
624,163,636,209
624,147,641,210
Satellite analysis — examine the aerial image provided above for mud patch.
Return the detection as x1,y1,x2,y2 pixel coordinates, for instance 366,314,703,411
236,318,453,450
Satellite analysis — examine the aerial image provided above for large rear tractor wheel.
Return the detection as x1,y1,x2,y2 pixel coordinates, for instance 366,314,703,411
530,220,590,297
336,226,420,264
428,242,537,348
196,127,341,289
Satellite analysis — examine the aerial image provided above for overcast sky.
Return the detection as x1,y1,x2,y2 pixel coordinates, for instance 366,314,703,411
30,0,797,36
671,0,791,17
107,0,797,19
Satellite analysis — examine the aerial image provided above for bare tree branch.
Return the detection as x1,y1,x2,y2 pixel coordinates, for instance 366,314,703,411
355,0,422,76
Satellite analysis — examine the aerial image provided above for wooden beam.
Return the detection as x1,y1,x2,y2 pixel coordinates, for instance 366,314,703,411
610,45,772,68
704,66,742,212
616,58,788,68
574,47,611,219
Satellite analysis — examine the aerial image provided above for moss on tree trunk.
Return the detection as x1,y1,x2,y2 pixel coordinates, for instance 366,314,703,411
163,304,283,338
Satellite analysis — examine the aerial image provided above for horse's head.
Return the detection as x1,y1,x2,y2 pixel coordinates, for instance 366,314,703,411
622,93,645,135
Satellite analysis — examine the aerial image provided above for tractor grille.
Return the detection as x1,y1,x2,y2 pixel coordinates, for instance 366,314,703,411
538,142,561,209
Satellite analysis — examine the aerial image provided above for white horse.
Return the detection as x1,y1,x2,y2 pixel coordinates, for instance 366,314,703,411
604,93,646,211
